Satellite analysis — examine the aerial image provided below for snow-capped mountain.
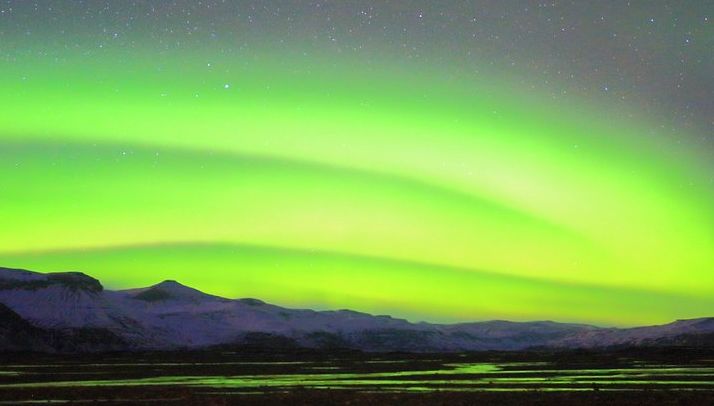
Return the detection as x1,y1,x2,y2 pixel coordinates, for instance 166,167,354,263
0,266,712,352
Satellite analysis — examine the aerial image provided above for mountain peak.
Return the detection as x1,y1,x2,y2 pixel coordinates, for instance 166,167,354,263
153,280,188,289
0,268,102,293
669,317,714,331
129,279,222,302
0,267,44,281
46,272,103,293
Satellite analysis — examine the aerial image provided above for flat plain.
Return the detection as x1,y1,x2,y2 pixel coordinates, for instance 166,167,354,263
0,347,713,405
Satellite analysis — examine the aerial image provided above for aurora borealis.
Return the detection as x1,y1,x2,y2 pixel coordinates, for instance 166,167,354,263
1,2,713,326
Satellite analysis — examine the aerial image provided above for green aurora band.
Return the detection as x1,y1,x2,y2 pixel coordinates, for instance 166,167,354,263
1,50,713,326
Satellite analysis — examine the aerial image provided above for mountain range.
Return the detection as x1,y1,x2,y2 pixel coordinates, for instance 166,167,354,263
0,266,712,353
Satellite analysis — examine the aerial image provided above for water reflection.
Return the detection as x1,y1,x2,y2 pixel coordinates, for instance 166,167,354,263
1,361,713,393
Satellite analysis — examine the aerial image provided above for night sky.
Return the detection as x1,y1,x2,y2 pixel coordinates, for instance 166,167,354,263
1,1,713,326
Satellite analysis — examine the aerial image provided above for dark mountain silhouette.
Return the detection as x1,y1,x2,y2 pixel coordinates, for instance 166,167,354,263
0,266,712,353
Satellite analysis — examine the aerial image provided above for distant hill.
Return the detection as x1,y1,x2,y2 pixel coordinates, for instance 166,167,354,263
0,266,712,353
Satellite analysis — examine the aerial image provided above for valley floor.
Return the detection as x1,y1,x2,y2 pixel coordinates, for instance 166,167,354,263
0,348,713,405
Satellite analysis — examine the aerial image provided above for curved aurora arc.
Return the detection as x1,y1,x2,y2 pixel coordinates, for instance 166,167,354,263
1,52,713,326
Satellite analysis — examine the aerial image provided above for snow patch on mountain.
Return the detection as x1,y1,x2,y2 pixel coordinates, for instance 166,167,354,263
1,267,712,352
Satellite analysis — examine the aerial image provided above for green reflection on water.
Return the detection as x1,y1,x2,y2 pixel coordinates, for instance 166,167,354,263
1,362,713,393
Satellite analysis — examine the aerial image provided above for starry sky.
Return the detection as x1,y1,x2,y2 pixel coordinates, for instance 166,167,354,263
1,1,713,326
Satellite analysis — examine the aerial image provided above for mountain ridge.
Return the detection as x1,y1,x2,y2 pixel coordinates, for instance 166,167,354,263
0,266,712,353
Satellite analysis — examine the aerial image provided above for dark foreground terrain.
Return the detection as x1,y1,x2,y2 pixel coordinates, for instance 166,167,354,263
0,347,713,405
